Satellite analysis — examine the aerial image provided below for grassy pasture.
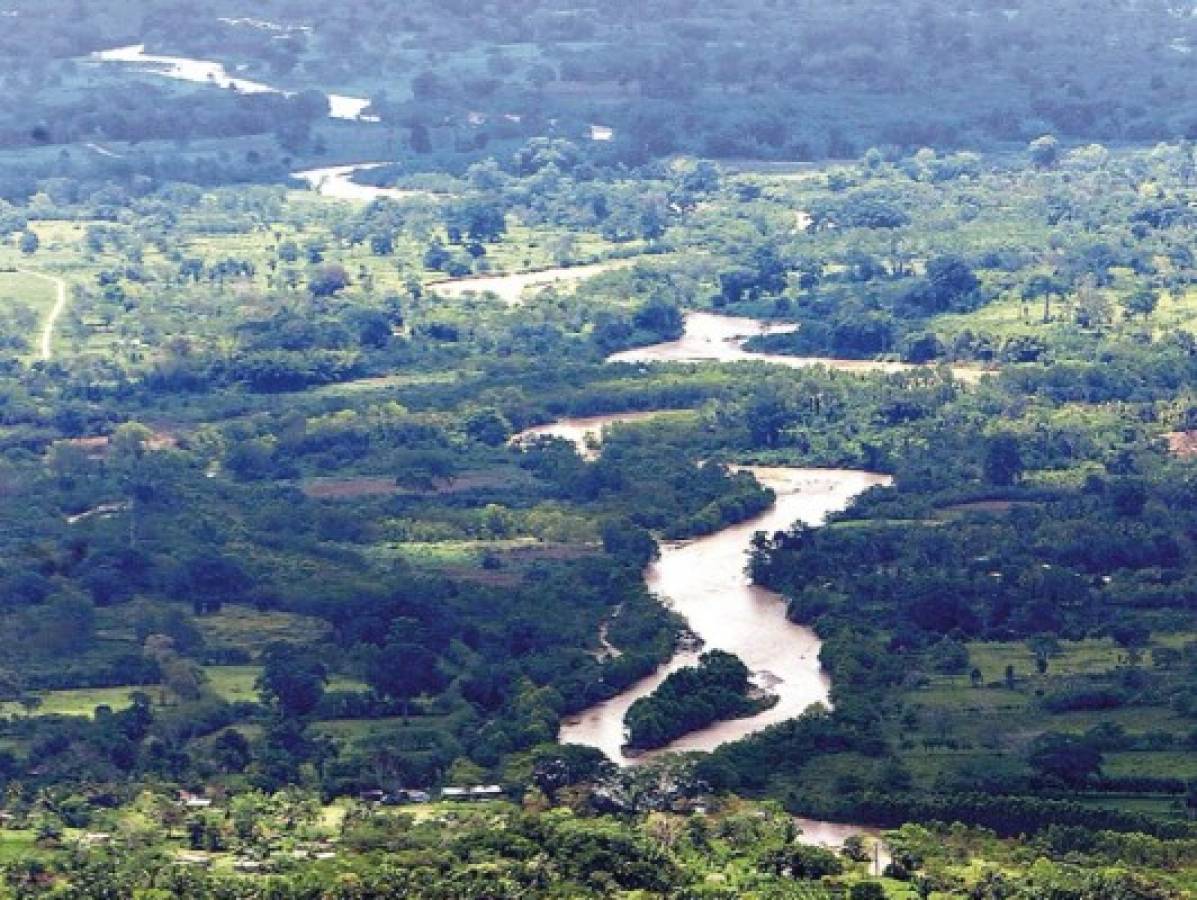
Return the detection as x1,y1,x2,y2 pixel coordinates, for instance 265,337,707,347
0,666,366,719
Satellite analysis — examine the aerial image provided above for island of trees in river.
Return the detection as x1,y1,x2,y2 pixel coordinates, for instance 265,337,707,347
624,650,776,751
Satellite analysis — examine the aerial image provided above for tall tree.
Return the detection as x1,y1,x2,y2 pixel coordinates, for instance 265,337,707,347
257,643,328,718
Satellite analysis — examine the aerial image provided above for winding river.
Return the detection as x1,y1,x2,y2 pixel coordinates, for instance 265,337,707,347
92,45,375,122
611,311,987,381
94,35,904,856
513,411,670,461
292,164,437,202
523,411,893,854
557,461,890,761
529,315,962,760
430,259,636,306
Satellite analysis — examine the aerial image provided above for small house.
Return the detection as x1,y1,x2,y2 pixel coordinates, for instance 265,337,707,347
382,788,432,805
443,785,504,801
183,797,213,810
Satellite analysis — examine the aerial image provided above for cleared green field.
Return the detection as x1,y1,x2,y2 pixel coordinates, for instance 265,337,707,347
194,607,334,656
895,633,1197,778
1104,751,1197,779
1141,285,1197,335
0,685,150,719
93,603,336,660
0,269,58,352
0,830,41,864
380,542,488,567
205,666,366,704
0,270,55,311
0,666,365,719
1073,794,1186,820
0,197,651,366
963,638,1128,682
960,633,1197,685
373,538,552,567
929,261,1197,352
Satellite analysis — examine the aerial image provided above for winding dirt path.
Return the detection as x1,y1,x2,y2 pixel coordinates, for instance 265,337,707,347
18,270,67,361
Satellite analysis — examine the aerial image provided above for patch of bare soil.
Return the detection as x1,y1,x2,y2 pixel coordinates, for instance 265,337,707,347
935,500,1039,517
302,478,400,499
301,470,528,499
437,566,523,588
1167,431,1197,458
60,430,178,459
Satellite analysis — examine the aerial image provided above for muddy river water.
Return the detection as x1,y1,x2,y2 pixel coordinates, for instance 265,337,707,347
611,311,987,381
515,328,918,764
521,410,893,853
95,36,920,853
556,463,891,760
430,259,636,306
513,411,671,461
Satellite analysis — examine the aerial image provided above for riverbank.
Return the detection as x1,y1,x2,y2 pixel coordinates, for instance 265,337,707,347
511,411,677,461
430,259,636,306
610,311,991,382
292,164,438,202
92,45,375,122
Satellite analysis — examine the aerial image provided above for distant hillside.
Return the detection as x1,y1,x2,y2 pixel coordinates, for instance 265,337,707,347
2,0,1196,165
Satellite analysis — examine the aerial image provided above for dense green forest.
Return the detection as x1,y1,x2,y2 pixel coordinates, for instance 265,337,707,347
5,0,1197,895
